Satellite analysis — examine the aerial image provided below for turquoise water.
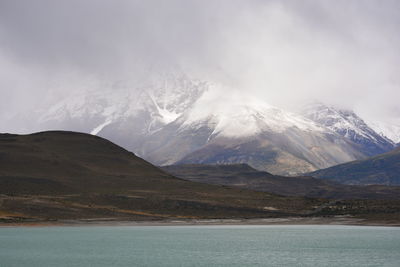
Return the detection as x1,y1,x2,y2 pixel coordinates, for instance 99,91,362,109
1,225,399,266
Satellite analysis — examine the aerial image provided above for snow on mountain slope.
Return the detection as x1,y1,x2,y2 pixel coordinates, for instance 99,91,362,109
180,88,325,139
366,118,400,144
37,73,208,136
301,102,394,156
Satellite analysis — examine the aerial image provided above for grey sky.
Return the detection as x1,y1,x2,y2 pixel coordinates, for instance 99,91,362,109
0,0,399,126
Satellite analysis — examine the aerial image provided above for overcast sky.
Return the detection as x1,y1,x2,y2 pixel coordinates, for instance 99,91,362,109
1,0,400,127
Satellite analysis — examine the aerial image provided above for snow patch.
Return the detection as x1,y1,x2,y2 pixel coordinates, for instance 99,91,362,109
157,107,180,124
91,120,113,135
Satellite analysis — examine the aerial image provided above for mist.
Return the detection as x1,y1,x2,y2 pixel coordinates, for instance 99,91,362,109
1,0,400,131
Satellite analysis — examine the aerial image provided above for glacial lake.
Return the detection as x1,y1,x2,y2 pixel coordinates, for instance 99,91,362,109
1,225,399,267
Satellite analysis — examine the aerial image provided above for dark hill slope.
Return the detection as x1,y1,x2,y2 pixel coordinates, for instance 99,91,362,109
308,147,400,185
162,164,400,200
0,131,325,222
0,131,175,195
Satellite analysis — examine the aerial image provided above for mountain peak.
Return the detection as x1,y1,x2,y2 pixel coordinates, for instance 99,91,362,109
302,102,394,156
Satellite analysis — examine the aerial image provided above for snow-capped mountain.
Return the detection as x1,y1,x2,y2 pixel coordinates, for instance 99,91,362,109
126,89,366,175
10,73,383,175
301,102,395,156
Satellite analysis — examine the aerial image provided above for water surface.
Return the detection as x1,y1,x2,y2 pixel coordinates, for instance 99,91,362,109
1,225,399,266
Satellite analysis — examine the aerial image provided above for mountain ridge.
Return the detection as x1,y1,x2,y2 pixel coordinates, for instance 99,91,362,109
308,147,400,185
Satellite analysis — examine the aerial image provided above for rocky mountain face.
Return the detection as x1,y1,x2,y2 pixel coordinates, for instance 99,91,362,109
301,102,395,156
9,73,397,175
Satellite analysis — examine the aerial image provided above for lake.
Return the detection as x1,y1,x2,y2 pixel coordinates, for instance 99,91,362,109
1,225,399,266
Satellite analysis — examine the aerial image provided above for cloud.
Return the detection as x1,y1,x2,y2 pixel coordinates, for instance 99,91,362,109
0,0,399,129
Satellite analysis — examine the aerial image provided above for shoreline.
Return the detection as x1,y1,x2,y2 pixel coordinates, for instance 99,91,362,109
2,216,400,227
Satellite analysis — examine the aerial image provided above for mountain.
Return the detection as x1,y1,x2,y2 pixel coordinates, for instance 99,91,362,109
142,92,366,175
9,73,378,175
0,131,330,222
162,164,400,200
301,102,395,156
308,147,400,185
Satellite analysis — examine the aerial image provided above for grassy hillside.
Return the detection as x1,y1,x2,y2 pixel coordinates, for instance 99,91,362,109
162,164,400,199
309,147,400,185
